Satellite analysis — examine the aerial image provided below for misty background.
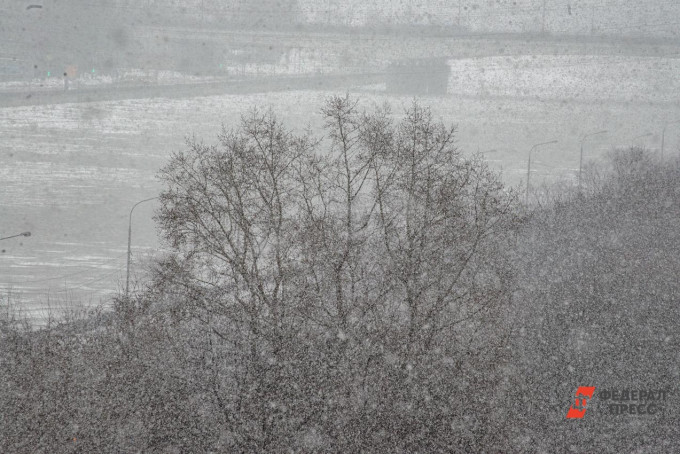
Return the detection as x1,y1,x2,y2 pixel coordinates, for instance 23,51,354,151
2,0,679,318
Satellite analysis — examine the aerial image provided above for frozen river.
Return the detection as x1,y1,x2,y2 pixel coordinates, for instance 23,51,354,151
1,53,679,320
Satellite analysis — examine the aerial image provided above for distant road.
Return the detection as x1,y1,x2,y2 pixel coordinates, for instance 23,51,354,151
0,73,385,108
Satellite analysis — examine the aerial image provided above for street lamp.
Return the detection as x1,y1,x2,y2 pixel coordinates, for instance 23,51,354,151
579,130,607,191
0,232,31,242
126,197,158,299
661,120,680,157
631,132,652,147
526,140,558,205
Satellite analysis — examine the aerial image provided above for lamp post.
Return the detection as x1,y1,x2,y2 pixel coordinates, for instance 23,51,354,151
0,232,31,242
126,197,158,299
541,0,547,33
579,130,607,191
526,140,558,205
631,132,652,147
458,0,461,27
662,120,680,157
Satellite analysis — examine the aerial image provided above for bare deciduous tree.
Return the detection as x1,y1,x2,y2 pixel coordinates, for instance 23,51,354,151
151,95,522,450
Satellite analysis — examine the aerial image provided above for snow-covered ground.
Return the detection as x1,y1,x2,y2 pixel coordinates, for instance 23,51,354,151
448,55,680,103
1,53,679,321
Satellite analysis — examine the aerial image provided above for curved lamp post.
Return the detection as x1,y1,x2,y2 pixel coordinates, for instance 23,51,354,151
662,120,680,157
579,130,607,191
526,140,558,205
631,132,652,147
0,232,31,241
126,197,158,298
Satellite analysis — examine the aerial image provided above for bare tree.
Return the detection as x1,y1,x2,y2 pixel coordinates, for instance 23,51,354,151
153,95,522,451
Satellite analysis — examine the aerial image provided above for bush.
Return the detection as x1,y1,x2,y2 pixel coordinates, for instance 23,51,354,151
511,148,680,452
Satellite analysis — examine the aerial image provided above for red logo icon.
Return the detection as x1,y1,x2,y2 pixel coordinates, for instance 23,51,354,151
567,387,596,419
